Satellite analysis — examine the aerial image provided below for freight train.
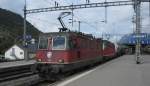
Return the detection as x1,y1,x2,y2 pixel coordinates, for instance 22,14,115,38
32,31,124,80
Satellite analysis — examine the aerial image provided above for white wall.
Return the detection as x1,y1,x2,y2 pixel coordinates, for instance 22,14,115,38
5,45,24,60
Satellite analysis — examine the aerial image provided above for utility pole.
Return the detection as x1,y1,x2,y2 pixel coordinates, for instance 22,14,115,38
71,20,81,32
102,33,104,58
71,3,74,29
134,0,141,64
78,21,81,32
24,0,28,61
105,0,107,23
149,1,150,26
149,1,150,17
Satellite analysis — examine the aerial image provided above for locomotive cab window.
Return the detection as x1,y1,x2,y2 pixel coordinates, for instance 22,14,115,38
52,36,66,50
39,37,48,49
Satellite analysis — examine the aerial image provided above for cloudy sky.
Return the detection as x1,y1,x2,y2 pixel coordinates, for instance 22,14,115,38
0,0,150,42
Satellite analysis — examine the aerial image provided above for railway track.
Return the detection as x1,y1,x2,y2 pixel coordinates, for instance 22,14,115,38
0,64,35,82
0,63,99,86
0,56,121,86
32,62,103,86
33,67,97,86
33,56,121,86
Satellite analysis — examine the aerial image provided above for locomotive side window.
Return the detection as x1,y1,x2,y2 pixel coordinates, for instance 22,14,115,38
103,42,106,50
69,38,77,49
39,38,48,49
52,36,66,50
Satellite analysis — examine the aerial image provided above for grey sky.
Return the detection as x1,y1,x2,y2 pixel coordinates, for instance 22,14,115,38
0,0,149,42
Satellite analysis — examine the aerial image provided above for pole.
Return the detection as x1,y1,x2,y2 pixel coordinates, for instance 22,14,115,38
24,0,28,61
105,0,107,23
149,1,150,17
102,33,104,60
71,3,74,29
135,0,141,64
78,21,81,32
149,1,150,25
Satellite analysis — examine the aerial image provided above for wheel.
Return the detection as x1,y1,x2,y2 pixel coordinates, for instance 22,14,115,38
102,57,106,62
38,72,47,80
38,72,57,81
30,64,38,73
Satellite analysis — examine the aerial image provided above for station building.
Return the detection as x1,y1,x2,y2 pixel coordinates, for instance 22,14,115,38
119,33,150,54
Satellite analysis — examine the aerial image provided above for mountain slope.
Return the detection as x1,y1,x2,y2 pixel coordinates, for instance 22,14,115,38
0,8,41,54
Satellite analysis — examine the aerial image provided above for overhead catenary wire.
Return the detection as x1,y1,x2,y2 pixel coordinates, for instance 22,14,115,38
27,18,59,32
70,14,97,30
27,16,59,25
27,16,61,32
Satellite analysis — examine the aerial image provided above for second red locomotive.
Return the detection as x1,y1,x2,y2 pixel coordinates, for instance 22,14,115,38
102,40,116,60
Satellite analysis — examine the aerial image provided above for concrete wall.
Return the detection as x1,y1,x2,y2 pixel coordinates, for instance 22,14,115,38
5,45,24,60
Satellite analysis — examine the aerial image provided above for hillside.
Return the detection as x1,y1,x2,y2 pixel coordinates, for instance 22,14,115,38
0,8,42,54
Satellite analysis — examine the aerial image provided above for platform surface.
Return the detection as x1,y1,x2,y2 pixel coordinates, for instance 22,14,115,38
0,60,36,69
58,55,150,86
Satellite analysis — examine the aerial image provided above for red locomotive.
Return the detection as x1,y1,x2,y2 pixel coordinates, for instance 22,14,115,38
33,12,119,79
35,32,103,79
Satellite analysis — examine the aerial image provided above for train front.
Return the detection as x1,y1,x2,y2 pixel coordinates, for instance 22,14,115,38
34,33,71,79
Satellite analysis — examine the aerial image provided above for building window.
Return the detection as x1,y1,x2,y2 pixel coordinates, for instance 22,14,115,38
20,52,23,55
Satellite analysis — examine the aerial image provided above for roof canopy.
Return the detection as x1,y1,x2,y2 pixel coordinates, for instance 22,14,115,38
119,33,150,45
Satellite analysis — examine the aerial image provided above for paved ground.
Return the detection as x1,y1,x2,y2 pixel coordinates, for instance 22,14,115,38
0,60,35,68
57,55,150,86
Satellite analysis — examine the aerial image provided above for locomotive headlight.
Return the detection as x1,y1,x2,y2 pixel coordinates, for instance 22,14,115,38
47,52,52,58
58,59,64,63
38,59,42,62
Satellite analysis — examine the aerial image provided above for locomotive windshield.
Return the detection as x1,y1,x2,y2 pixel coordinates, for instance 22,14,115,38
39,37,48,49
52,36,66,50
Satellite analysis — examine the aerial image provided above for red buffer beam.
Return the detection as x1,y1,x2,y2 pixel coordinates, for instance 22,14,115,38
26,1,134,14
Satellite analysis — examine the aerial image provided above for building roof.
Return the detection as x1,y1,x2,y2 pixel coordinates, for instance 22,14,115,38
119,33,150,45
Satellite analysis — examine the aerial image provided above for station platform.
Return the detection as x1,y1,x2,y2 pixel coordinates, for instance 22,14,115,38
57,55,150,86
0,60,35,69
